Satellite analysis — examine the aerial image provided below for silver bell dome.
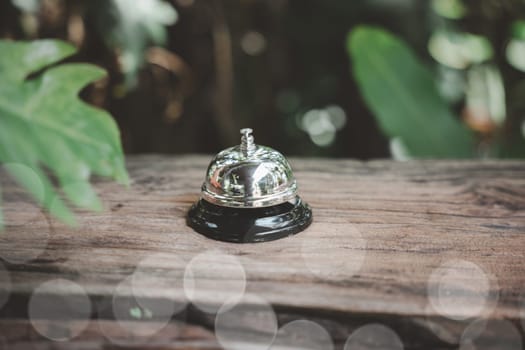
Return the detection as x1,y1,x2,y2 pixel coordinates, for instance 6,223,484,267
201,128,297,208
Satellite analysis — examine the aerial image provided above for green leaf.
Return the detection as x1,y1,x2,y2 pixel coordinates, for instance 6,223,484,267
347,26,476,158
129,306,142,319
0,39,128,227
129,306,153,319
90,0,178,89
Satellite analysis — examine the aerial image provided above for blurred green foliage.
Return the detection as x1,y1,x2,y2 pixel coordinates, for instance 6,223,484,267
0,39,128,228
1,0,524,167
0,0,177,227
89,0,178,88
348,0,525,159
9,0,178,91
348,26,475,158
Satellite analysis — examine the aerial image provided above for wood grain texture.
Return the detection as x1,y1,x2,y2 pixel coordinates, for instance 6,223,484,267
0,155,524,349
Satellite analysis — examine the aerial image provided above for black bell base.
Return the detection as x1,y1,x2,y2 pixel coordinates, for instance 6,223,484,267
187,196,312,243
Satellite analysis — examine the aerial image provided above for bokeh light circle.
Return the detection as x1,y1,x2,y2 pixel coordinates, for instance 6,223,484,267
28,279,92,341
1,163,45,204
0,262,11,310
184,249,246,313
506,39,525,73
0,163,50,264
270,320,334,350
1,163,45,225
241,31,267,56
0,221,50,264
110,276,176,340
131,253,188,315
418,304,464,345
215,294,278,350
459,319,522,350
344,324,404,350
301,223,366,280
427,260,498,320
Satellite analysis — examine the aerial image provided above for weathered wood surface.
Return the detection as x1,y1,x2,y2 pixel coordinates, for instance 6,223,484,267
1,155,524,349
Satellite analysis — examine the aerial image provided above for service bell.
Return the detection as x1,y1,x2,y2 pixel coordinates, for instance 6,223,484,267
187,128,312,243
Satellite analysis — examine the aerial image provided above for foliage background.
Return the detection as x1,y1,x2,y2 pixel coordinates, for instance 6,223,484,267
1,0,525,159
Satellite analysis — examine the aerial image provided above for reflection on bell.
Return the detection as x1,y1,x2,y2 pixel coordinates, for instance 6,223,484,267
187,128,313,243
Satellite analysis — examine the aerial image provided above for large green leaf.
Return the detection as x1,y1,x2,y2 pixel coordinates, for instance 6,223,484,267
0,39,128,227
347,26,476,158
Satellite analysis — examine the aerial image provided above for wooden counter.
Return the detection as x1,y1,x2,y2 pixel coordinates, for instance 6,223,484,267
1,155,524,349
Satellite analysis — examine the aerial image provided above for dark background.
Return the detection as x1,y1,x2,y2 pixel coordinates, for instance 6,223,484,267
1,0,523,158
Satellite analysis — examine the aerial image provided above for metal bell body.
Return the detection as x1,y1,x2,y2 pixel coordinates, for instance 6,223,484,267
202,144,297,208
187,128,312,243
